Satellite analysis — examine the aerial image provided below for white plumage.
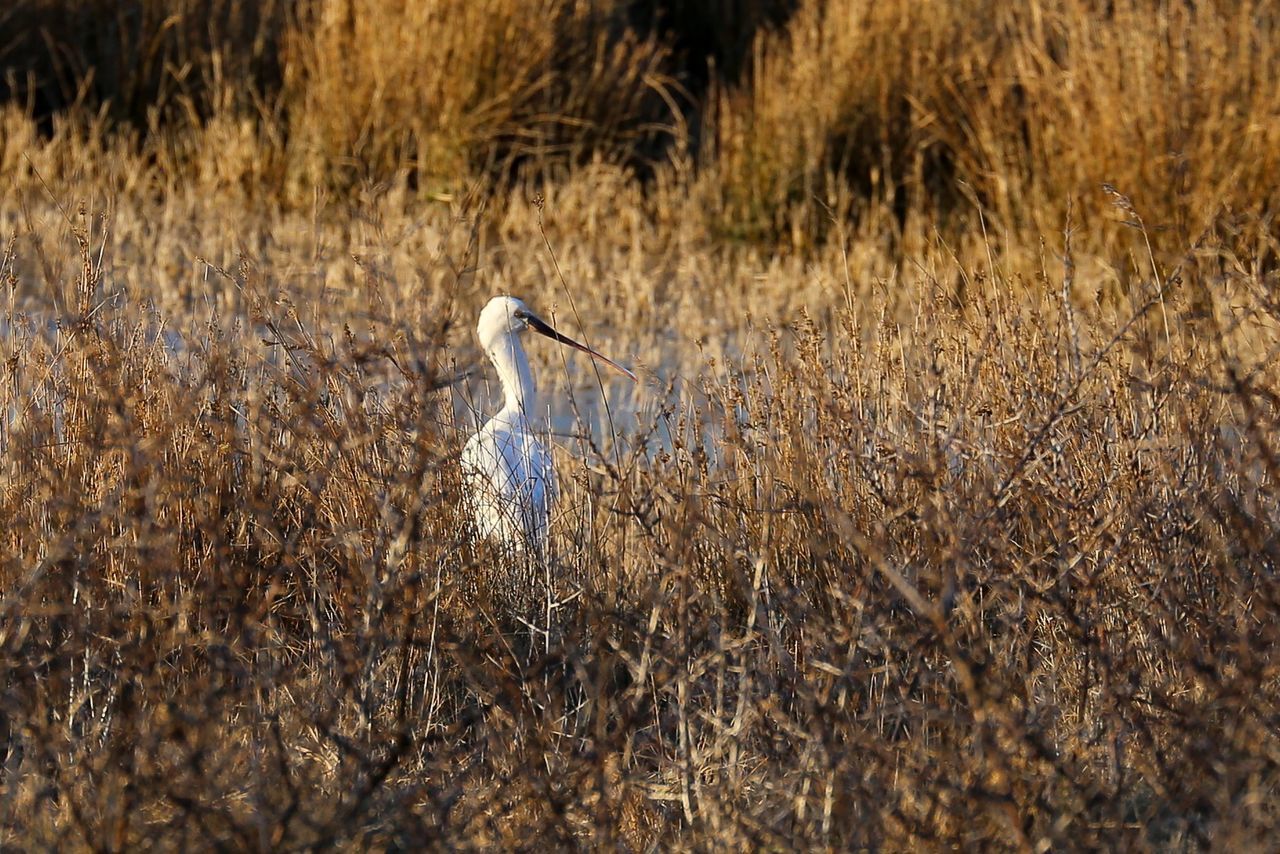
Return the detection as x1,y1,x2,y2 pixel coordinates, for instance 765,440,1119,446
461,296,635,553
461,406,558,549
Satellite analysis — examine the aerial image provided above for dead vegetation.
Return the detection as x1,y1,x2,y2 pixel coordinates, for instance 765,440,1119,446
1,0,1279,849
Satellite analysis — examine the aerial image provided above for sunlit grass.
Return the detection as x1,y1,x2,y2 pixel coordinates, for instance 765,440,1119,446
1,0,1279,847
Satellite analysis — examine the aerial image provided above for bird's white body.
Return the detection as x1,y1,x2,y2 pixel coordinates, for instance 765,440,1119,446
461,403,557,550
460,296,634,553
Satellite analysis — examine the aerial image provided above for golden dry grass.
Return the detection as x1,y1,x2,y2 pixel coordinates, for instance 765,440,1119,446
2,0,1280,849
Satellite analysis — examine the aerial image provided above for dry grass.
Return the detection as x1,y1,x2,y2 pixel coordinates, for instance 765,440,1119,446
2,0,1280,849
701,0,1280,250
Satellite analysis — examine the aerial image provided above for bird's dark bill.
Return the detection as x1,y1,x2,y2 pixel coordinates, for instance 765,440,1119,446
523,313,637,382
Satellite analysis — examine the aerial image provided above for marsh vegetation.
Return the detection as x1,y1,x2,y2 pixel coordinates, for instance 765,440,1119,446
1,0,1279,848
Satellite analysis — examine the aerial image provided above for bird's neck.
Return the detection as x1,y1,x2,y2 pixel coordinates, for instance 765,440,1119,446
489,333,538,417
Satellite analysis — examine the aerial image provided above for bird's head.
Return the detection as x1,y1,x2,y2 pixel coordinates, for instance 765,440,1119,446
475,295,637,381
476,295,534,347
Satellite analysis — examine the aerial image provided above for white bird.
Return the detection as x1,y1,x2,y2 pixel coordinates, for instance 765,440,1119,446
461,295,636,553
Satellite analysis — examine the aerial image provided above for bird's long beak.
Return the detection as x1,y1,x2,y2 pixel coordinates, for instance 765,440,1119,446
522,312,637,382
